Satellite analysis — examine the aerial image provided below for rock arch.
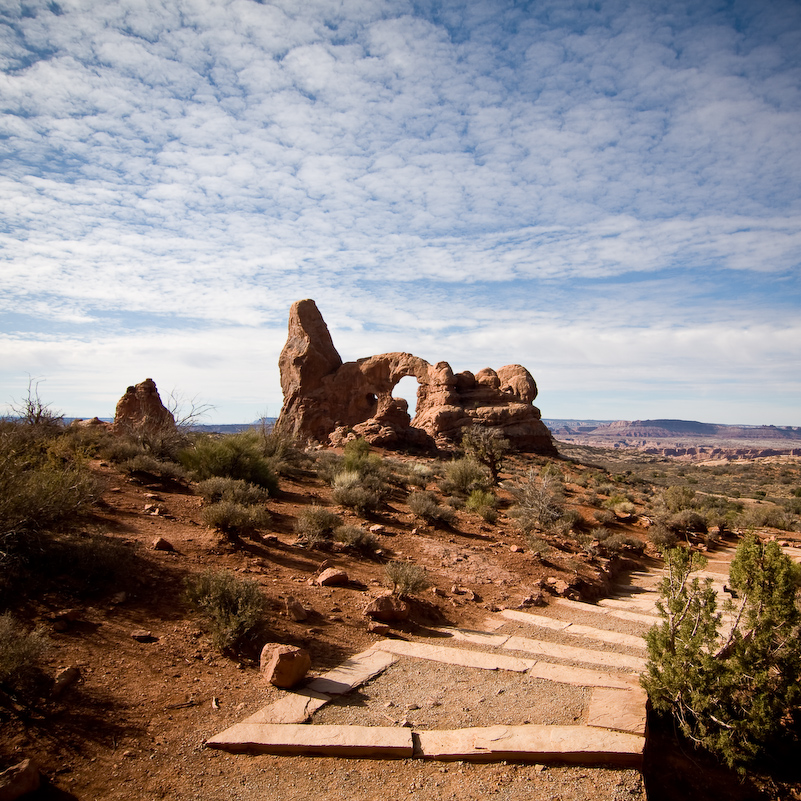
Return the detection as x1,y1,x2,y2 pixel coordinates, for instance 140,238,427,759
276,299,555,454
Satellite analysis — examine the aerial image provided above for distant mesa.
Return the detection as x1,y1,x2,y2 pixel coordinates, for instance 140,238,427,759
276,299,556,454
113,378,176,436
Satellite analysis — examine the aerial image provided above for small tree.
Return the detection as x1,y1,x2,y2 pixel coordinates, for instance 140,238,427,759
461,425,509,484
642,536,801,770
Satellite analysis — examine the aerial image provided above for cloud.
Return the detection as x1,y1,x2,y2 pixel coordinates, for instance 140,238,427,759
1,0,800,423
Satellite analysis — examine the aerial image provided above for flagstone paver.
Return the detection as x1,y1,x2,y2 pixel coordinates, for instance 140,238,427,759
415,725,644,767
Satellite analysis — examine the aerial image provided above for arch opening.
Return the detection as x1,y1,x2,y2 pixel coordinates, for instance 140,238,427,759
392,375,420,417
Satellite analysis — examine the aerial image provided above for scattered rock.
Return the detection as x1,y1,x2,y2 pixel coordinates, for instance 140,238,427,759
285,596,308,622
315,568,349,587
369,524,386,534
363,594,410,623
518,592,546,608
431,587,447,598
130,630,158,643
152,536,174,551
0,758,40,800
510,544,523,553
259,644,311,689
111,591,127,605
367,622,391,635
52,665,81,698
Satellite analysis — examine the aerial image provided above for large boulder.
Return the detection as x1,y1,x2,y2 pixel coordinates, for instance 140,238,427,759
275,300,555,455
259,643,311,689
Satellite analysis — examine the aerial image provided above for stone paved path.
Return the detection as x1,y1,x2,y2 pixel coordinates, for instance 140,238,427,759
207,538,801,769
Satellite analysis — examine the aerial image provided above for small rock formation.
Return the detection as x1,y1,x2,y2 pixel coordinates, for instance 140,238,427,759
113,378,175,436
259,643,311,689
276,299,555,453
363,594,410,623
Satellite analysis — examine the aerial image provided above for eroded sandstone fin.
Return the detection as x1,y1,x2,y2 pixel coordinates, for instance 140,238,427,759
275,299,556,453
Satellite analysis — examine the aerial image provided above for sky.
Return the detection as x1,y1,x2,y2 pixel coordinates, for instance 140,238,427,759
2,0,800,426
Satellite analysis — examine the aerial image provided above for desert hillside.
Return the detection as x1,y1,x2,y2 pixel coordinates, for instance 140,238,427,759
2,417,801,800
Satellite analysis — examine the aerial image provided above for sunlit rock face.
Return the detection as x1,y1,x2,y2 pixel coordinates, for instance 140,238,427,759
276,299,556,455
113,378,175,436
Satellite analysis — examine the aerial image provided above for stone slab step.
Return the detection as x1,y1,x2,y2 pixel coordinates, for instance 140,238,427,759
500,610,648,651
306,648,398,695
599,597,658,613
434,628,511,647
243,689,331,725
528,661,638,690
206,723,414,758
241,648,397,725
587,687,648,736
415,725,644,768
374,639,536,672
504,635,647,673
553,598,660,626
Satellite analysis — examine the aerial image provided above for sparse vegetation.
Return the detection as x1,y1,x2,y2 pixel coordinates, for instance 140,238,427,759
333,524,379,555
179,430,279,494
0,613,49,699
184,570,264,653
294,505,342,546
202,500,271,540
384,560,430,596
461,425,510,484
408,490,456,525
508,469,563,533
440,457,491,497
465,488,498,523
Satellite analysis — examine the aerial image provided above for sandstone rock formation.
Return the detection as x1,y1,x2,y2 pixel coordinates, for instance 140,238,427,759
276,299,555,454
113,378,175,436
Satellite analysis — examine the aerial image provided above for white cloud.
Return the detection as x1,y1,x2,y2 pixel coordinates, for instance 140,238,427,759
1,0,800,423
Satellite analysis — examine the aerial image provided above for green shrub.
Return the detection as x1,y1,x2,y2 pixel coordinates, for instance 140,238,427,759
197,477,268,506
526,535,554,557
408,491,456,525
664,509,708,536
440,458,491,497
401,462,433,489
119,453,188,481
465,489,498,523
508,469,563,534
642,537,801,770
184,570,264,653
384,561,430,596
334,524,379,555
0,421,100,592
331,471,382,514
179,431,279,494
294,505,342,546
738,504,794,531
0,613,49,698
342,438,371,472
461,425,510,484
662,485,696,513
202,501,271,540
601,532,644,555
648,521,679,550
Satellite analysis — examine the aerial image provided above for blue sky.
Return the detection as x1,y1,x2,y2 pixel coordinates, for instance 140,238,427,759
2,0,800,425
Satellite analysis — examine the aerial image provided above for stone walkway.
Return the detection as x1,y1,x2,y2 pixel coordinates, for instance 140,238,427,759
207,538,801,768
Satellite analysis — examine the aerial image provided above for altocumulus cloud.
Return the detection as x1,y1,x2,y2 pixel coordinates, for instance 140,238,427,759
1,0,800,424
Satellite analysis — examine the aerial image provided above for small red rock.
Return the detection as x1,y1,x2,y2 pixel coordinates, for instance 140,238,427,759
315,568,349,587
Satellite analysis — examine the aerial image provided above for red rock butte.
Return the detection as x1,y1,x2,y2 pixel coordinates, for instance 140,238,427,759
276,299,556,454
